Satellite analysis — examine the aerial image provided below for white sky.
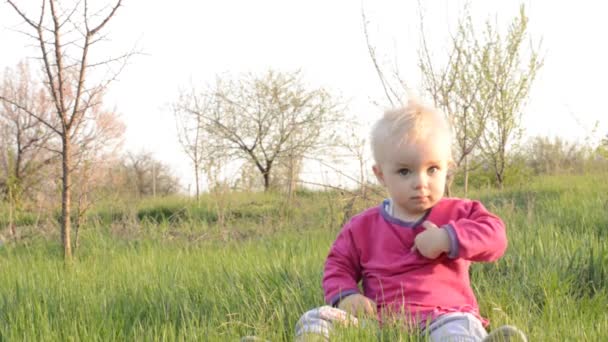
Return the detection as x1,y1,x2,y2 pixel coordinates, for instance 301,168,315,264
1,0,607,191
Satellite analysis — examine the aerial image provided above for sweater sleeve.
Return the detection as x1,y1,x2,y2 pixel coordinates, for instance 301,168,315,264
322,223,362,305
446,200,507,261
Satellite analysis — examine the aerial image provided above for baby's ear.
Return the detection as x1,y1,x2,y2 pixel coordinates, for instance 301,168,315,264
372,165,386,186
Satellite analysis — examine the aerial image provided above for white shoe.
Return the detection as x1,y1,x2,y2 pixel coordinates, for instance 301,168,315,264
483,325,528,342
240,336,270,342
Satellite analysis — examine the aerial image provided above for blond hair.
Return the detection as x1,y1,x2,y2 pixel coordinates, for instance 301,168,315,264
370,99,452,163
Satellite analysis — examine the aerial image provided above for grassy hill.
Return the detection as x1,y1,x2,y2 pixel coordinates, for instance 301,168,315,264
0,173,607,340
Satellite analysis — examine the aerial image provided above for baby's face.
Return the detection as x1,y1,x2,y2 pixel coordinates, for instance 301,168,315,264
373,131,451,221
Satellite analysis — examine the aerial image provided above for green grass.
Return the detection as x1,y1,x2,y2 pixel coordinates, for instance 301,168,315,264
1,174,607,340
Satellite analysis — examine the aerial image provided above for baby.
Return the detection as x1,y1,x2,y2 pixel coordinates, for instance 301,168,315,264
295,100,527,341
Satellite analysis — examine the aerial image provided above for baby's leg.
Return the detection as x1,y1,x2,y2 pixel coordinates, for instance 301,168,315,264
423,312,488,342
294,306,358,341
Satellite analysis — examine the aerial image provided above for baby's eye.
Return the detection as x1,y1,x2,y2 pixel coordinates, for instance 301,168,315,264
428,166,439,175
398,168,410,176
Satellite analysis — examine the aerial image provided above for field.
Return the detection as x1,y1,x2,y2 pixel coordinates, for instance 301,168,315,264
1,173,607,341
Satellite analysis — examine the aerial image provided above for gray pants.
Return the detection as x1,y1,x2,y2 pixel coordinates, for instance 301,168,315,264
295,306,489,341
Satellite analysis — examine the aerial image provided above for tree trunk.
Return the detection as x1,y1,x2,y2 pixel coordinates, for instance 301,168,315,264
496,172,504,190
61,136,72,261
194,162,200,202
74,217,80,255
263,170,270,191
463,155,469,197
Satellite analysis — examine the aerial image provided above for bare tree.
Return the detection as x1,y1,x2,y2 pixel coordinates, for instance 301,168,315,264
173,88,210,201
332,119,372,193
418,8,498,196
363,3,541,193
177,70,342,191
364,4,494,196
1,0,129,261
361,9,405,107
478,5,543,189
0,61,57,237
124,151,180,197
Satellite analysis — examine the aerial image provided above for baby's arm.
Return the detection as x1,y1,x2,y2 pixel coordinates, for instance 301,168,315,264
446,200,507,261
323,225,376,317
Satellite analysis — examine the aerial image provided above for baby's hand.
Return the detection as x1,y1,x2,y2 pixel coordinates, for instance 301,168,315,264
411,220,451,259
337,294,377,318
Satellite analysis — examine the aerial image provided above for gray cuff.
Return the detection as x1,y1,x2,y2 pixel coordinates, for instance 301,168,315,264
443,224,459,259
329,289,359,307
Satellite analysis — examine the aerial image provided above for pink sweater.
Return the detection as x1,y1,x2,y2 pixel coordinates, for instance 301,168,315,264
323,197,507,327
